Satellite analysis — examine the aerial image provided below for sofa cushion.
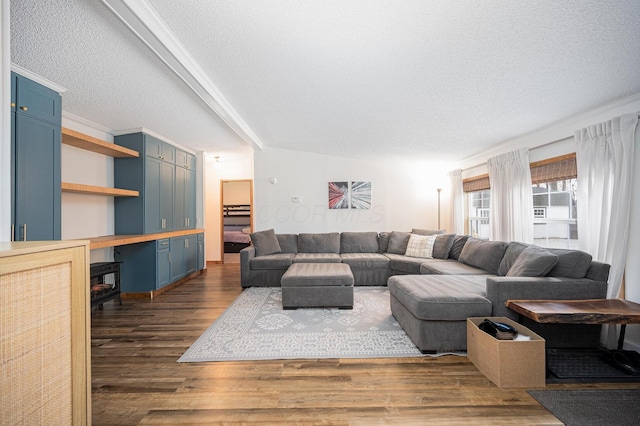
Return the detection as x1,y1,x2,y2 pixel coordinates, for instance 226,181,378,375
293,253,342,263
506,246,559,277
433,234,456,259
250,228,281,257
387,231,411,254
388,275,492,320
497,242,529,276
385,253,428,274
340,232,379,253
547,248,593,278
448,235,469,260
250,253,295,270
340,253,390,269
458,237,508,275
276,234,298,254
378,232,391,253
404,234,436,258
411,228,445,236
420,259,493,275
298,233,340,253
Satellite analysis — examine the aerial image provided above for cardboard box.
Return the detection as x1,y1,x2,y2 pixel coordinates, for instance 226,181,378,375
467,317,546,388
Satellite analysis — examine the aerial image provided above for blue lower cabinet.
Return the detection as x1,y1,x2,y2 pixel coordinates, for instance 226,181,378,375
115,239,172,292
170,236,186,282
197,233,205,270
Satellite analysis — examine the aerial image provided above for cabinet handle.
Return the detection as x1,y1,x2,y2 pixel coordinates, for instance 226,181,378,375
22,224,27,241
11,224,14,242
10,102,16,107
19,106,28,111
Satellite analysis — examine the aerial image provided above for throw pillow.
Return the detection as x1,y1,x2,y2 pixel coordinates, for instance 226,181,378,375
378,232,391,253
249,228,282,257
404,234,437,258
432,234,456,259
387,231,411,254
448,235,469,260
506,246,559,277
497,242,529,276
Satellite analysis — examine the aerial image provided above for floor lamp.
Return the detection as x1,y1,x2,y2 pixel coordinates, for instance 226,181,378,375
437,188,442,230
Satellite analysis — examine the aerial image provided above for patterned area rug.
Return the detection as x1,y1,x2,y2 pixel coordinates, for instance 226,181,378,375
179,287,438,362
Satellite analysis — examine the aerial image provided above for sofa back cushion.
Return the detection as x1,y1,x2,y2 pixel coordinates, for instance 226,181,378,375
546,248,593,278
387,231,411,254
250,229,282,257
505,246,559,277
340,232,379,253
448,235,470,260
298,233,340,254
378,232,391,253
433,234,456,259
497,241,529,276
276,234,299,254
458,237,509,275
411,228,445,236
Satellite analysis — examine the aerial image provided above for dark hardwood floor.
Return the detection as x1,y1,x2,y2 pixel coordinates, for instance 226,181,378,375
91,263,639,425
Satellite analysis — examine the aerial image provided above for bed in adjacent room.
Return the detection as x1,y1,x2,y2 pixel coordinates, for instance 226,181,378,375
223,204,251,253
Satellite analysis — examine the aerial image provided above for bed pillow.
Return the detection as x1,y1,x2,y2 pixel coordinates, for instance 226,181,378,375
404,234,437,258
250,229,282,257
506,246,559,277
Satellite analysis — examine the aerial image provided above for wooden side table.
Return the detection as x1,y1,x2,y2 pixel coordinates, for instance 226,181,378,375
506,299,640,350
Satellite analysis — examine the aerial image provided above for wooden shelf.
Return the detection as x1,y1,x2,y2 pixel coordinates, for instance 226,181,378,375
61,182,139,197
62,127,139,158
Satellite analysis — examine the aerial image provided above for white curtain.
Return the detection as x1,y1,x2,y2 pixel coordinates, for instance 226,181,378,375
487,149,534,243
575,113,638,348
448,169,464,235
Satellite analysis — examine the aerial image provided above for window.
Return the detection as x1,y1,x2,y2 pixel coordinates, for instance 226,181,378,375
461,153,578,246
468,190,490,239
532,179,578,249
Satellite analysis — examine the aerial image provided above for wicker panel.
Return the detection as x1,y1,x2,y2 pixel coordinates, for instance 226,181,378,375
1,263,73,425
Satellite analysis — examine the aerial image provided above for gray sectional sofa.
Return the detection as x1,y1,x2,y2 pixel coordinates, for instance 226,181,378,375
240,229,610,352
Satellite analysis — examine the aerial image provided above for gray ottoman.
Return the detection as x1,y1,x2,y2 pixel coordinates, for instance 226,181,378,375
281,263,354,309
388,274,493,352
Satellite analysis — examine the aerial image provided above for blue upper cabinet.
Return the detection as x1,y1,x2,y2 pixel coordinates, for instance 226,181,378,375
11,72,61,241
12,72,61,125
115,132,194,234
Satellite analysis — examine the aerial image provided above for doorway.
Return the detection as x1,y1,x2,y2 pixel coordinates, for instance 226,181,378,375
220,179,253,264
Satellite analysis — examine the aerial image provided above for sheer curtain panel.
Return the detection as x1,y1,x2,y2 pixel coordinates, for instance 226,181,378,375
575,113,638,348
487,149,534,243
448,169,464,235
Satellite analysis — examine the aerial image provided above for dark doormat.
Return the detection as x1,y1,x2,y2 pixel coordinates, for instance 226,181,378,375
546,348,640,383
528,389,640,426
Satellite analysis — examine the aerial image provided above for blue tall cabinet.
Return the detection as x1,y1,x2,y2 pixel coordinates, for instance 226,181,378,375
10,72,62,241
113,132,201,292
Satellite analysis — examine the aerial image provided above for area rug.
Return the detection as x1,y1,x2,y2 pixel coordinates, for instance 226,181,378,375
178,287,454,362
528,389,640,426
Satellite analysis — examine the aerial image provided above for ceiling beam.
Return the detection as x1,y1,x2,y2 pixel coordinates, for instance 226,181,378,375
100,0,263,150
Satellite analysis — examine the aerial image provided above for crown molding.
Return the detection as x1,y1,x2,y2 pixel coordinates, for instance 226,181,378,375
113,127,195,154
11,63,67,93
100,0,263,151
459,92,640,169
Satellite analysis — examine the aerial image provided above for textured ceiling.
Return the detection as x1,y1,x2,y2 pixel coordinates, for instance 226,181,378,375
10,0,640,161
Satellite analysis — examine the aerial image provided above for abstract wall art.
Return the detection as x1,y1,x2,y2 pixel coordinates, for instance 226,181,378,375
328,181,372,209
328,181,349,209
350,181,371,209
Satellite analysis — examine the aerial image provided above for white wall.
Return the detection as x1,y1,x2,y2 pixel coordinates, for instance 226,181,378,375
61,115,116,262
254,147,454,234
204,152,253,262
